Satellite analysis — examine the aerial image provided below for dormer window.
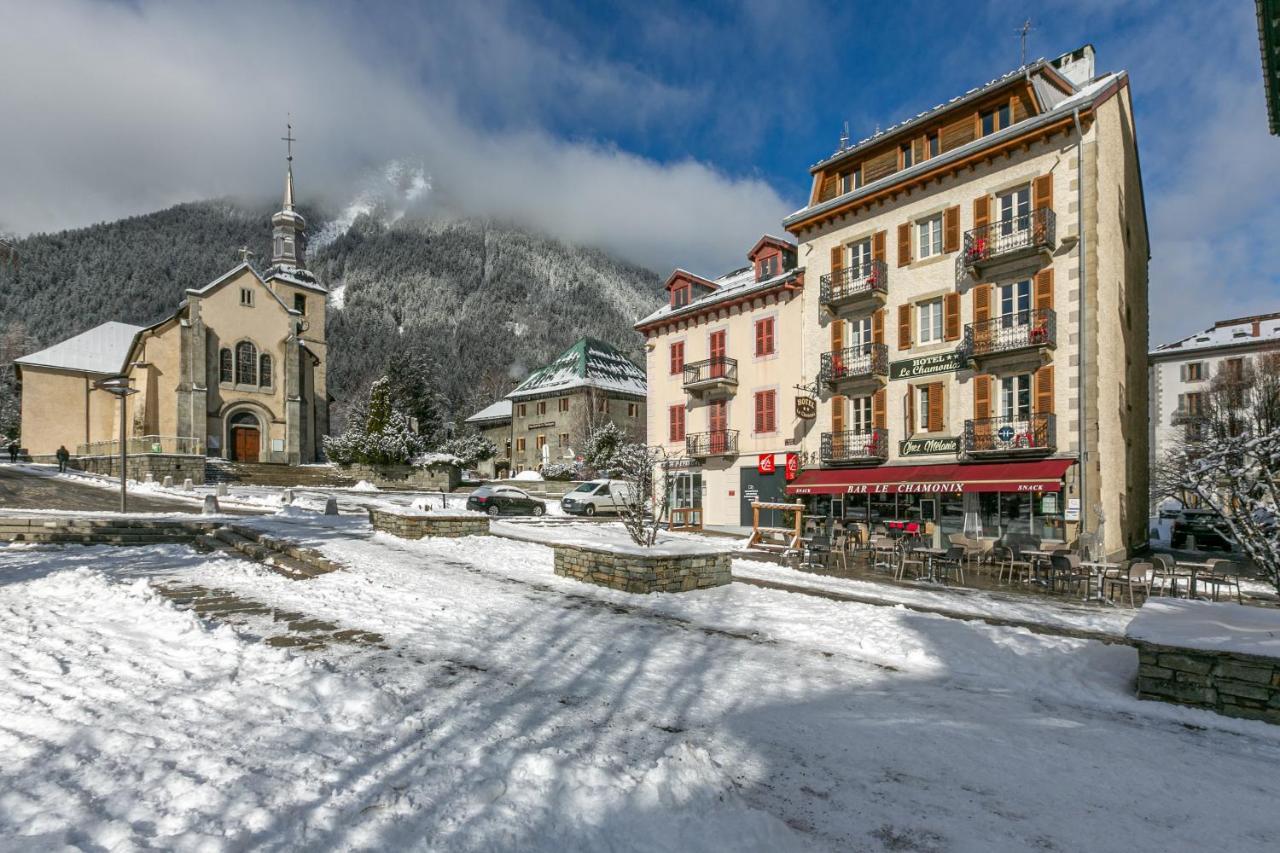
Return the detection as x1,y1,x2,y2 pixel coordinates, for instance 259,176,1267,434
927,131,940,158
900,142,913,169
840,167,862,195
671,284,692,308
758,254,779,281
980,103,1011,137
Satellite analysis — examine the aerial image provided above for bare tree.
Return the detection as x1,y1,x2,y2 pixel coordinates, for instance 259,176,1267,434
608,442,677,547
1155,351,1280,593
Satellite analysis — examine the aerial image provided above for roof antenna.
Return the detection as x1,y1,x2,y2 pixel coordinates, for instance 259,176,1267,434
839,121,849,151
1017,19,1034,66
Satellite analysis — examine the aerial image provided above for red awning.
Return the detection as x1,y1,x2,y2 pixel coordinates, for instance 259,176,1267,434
785,459,1075,496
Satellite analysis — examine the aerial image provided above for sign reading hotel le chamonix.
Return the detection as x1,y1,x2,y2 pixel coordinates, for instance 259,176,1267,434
889,350,966,380
899,436,960,457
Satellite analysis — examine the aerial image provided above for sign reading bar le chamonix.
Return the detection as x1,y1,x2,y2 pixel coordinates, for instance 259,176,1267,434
889,350,965,380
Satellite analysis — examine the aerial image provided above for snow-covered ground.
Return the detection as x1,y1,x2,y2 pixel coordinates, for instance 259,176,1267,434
3,512,1280,851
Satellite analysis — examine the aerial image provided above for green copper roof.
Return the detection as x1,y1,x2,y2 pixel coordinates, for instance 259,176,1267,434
507,337,646,400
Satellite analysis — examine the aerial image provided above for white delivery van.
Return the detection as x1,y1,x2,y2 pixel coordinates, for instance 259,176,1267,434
560,479,633,516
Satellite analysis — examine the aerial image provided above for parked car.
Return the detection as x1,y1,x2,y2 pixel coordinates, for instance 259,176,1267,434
1170,509,1234,551
561,479,633,516
466,485,546,517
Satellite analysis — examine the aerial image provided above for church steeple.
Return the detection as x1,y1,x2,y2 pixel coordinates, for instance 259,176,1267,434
270,120,307,269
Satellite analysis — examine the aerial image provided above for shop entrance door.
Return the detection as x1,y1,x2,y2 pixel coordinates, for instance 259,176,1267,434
739,464,786,527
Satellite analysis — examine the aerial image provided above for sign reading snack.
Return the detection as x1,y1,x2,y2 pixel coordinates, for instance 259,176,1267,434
899,436,960,456
795,396,817,419
757,454,776,475
889,349,966,380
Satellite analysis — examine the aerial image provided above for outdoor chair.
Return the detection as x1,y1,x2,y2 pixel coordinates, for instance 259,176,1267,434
934,545,968,585
1197,559,1243,603
1049,553,1089,596
896,543,927,581
1149,553,1181,597
1105,561,1153,607
995,542,1034,585
871,536,897,574
804,534,832,570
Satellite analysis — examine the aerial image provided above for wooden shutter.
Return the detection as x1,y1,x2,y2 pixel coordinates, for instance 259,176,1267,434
872,309,885,345
927,382,944,433
872,389,886,428
897,304,913,349
830,245,843,275
1034,269,1054,310
863,149,898,183
905,387,916,434
973,195,990,230
818,174,838,202
754,392,765,434
765,390,776,432
943,206,960,253
897,222,912,267
944,292,961,341
831,318,845,352
832,395,846,433
940,114,976,151
1035,365,1054,415
872,230,886,263
973,284,992,324
912,136,926,164
1033,173,1053,213
974,375,991,420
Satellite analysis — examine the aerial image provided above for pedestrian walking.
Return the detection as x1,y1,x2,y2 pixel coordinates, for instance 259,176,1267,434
55,444,70,473
6,440,17,463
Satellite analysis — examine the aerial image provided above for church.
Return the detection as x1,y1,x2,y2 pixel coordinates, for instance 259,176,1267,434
15,146,330,466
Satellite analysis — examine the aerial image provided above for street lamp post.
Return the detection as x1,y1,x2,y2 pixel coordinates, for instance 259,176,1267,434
94,375,138,513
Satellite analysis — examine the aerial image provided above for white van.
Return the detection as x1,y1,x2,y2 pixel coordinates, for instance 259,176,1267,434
560,479,633,516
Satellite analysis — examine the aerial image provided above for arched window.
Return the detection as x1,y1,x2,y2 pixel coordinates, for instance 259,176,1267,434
219,348,233,383
259,353,273,388
235,341,257,385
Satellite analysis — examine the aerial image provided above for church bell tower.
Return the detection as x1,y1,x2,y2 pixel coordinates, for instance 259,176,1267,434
270,122,307,269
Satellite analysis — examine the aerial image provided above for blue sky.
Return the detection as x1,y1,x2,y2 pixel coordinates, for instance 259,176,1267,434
2,0,1277,342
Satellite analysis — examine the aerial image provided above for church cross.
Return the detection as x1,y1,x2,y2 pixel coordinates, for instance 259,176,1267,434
239,246,255,263
281,118,296,163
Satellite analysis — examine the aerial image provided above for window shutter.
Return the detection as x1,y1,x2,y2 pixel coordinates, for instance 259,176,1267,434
1035,365,1054,415
897,222,912,267
872,389,886,428
905,387,916,435
832,395,845,433
765,390,776,432
974,374,991,420
973,195,990,230
872,230,887,263
897,304,913,349
943,206,960,253
872,309,885,344
755,320,765,356
1033,173,1053,213
831,318,845,352
944,292,961,341
912,136,925,164
830,245,843,275
819,174,838,202
973,284,992,324
1179,365,1187,382
928,382,944,433
754,393,764,434
1034,269,1054,310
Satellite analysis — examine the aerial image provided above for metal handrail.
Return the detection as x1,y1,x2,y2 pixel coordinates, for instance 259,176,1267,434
963,207,1055,265
820,259,888,305
819,343,889,384
683,357,739,387
821,428,889,464
963,308,1056,357
963,413,1055,454
76,435,206,457
686,430,739,457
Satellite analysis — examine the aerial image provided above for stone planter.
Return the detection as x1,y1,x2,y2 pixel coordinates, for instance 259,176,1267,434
367,508,489,539
342,463,461,491
551,542,731,594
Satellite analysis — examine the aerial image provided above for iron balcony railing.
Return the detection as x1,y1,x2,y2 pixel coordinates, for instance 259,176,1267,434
686,430,739,457
963,308,1056,359
819,343,889,386
962,207,1056,268
821,428,889,465
819,260,888,307
77,435,206,457
963,413,1056,455
682,357,739,389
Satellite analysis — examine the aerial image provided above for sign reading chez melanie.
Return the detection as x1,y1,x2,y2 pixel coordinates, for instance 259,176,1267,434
899,436,960,457
889,349,966,380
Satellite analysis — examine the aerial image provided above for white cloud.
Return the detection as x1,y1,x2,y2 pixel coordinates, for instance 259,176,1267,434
0,0,790,274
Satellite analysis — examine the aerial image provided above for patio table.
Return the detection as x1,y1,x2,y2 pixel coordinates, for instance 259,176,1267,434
1174,562,1213,599
1080,560,1120,605
914,546,949,583
1022,549,1056,586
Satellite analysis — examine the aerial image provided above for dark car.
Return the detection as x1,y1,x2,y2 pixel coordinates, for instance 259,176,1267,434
465,485,546,517
1171,509,1233,551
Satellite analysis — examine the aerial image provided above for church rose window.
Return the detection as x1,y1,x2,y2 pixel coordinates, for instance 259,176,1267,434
235,341,258,385
259,354,273,388
219,348,233,383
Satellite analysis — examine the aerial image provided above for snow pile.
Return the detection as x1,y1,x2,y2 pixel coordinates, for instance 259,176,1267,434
410,452,463,468
351,480,380,492
1126,598,1280,657
512,470,544,482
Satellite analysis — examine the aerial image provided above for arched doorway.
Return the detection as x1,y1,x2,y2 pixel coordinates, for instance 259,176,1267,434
228,411,261,462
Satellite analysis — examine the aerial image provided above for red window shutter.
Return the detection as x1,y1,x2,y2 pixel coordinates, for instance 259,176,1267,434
766,318,775,353
897,222,912,267
943,206,960,253
767,390,776,432
669,405,685,442
1034,269,1054,310
670,342,684,374
944,292,961,341
754,392,765,433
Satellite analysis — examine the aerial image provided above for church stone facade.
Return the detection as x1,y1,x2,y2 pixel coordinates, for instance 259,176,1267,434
15,160,329,465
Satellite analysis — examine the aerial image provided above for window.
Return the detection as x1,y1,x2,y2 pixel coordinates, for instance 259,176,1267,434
980,103,1011,137
916,385,936,434
516,437,526,452
852,396,873,433
234,341,257,385
669,341,685,375
917,299,944,345
293,293,306,315
754,390,777,434
240,288,254,307
627,402,639,418
1186,362,1204,381
671,285,691,308
998,186,1031,235
504,440,511,458
258,353,272,388
916,214,943,259
517,403,527,418
1224,358,1244,381
669,405,686,442
758,254,779,280
847,237,873,277
274,237,283,258
900,142,913,169
536,401,547,416
219,348,233,383
755,317,776,356
536,435,547,451
598,397,608,414
1000,374,1033,421
840,167,862,194
559,432,569,446
1000,279,1032,322
1184,392,1204,417
927,132,939,158
849,316,873,352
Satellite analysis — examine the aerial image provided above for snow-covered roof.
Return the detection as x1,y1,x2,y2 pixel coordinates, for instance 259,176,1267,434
635,265,798,328
266,265,327,294
465,399,513,424
507,337,646,400
14,321,143,375
1150,312,1280,358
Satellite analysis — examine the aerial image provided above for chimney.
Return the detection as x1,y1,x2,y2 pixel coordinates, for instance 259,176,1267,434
1253,319,1261,337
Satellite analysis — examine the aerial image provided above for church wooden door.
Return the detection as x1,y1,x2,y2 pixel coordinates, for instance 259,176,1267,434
233,427,260,462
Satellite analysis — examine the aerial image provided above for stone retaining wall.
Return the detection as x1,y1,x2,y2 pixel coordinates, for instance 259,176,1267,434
70,453,206,485
1135,640,1280,725
0,516,218,546
342,463,460,491
367,508,490,539
552,543,731,594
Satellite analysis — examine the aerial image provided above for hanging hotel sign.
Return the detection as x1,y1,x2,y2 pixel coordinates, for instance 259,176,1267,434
899,436,961,457
795,397,817,419
889,349,966,380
